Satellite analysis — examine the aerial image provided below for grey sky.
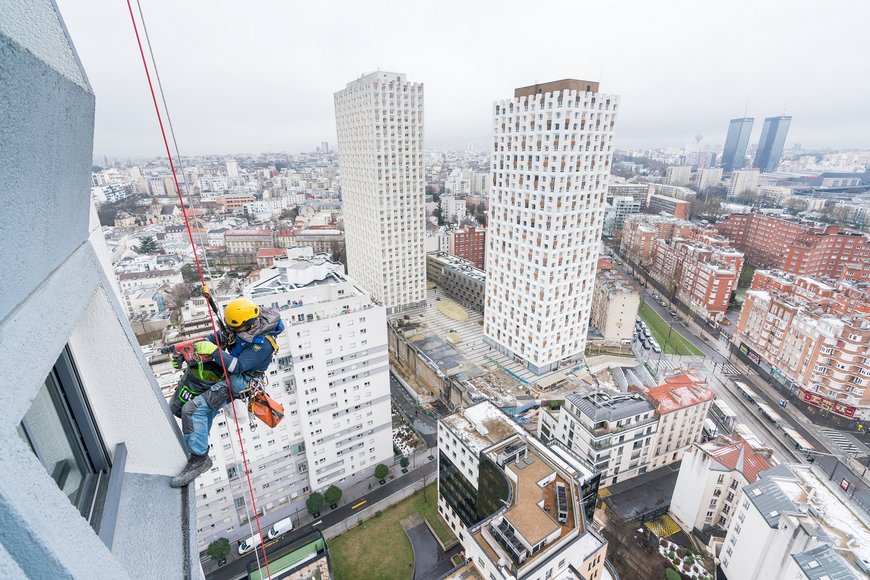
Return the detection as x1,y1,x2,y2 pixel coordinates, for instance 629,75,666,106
56,0,870,158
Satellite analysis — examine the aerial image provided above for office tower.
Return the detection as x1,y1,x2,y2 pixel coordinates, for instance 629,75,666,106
720,117,754,172
195,248,392,548
485,79,618,374
3,2,199,575
753,116,792,172
334,72,426,314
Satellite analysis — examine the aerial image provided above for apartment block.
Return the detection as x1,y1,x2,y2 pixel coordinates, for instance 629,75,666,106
442,193,467,223
649,239,743,322
620,214,695,266
694,167,723,192
720,464,869,579
1,2,200,574
225,229,275,255
448,226,486,270
644,373,714,469
607,183,651,208
727,169,760,197
602,195,642,235
485,79,618,374
426,252,486,313
716,213,870,282
670,437,775,535
648,193,690,219
590,259,640,342
665,165,692,187
734,271,870,419
194,248,392,548
334,71,426,314
438,401,609,580
539,391,658,486
275,227,345,255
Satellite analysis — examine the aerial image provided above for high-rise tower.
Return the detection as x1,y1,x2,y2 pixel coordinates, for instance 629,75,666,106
753,116,791,173
334,72,426,314
484,80,618,374
720,117,754,173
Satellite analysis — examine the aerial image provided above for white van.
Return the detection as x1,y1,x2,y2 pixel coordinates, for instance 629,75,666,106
238,533,262,555
703,418,719,440
267,517,294,540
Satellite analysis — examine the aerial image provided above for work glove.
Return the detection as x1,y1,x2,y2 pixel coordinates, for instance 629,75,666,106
194,341,218,357
171,354,184,370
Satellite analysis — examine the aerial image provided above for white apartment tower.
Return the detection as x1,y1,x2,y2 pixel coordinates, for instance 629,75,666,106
193,248,392,549
334,72,426,314
485,80,618,374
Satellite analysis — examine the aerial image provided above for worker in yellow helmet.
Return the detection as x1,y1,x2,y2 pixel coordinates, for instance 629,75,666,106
171,297,284,487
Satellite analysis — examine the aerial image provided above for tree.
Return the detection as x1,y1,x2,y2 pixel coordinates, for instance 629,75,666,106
279,206,299,221
374,463,389,480
400,457,410,470
180,263,199,284
306,491,324,515
324,485,342,505
206,537,230,562
136,236,160,254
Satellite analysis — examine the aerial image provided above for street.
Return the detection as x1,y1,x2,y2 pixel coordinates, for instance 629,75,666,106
206,458,437,580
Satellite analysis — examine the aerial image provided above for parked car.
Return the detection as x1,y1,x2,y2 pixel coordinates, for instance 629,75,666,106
669,310,678,317
659,299,668,307
652,345,662,353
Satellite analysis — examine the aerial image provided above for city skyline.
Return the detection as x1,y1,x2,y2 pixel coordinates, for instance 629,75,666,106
58,0,870,157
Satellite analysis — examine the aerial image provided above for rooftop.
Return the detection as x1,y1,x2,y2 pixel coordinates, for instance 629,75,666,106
503,449,564,545
441,402,523,454
566,391,654,423
700,436,775,483
646,372,714,414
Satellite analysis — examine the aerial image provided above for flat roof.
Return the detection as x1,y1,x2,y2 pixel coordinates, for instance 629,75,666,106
503,449,563,545
441,402,522,454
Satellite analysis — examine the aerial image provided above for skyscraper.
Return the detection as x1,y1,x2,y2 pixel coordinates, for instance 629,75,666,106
485,79,618,374
334,72,426,314
753,115,791,172
720,117,754,172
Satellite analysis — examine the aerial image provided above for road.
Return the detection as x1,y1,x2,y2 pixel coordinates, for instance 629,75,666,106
391,371,438,448
207,459,437,580
607,247,833,465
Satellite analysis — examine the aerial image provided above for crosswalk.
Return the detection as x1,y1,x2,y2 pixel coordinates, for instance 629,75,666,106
819,428,862,455
720,363,740,376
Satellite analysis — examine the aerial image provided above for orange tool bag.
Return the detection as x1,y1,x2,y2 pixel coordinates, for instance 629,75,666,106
248,391,284,428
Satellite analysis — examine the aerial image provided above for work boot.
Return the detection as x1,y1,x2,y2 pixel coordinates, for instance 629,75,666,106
170,454,213,488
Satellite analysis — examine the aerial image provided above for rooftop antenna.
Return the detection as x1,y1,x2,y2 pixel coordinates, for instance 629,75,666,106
743,101,749,118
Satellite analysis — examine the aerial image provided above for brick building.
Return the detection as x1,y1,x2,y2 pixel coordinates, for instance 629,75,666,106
734,269,870,419
648,194,690,219
224,229,274,255
620,214,695,266
716,214,870,282
447,226,486,270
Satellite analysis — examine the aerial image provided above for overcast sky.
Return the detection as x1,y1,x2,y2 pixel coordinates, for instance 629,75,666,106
56,0,869,159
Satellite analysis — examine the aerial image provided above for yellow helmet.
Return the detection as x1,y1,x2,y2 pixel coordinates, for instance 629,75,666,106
224,298,260,330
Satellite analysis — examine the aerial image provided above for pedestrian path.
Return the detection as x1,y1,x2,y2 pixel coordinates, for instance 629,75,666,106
819,428,861,456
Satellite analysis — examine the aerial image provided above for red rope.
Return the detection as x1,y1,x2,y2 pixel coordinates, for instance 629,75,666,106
125,2,272,577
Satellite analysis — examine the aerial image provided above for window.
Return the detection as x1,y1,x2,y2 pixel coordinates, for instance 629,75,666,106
18,349,111,533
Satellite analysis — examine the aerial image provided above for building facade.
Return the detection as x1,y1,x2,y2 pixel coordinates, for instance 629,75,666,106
448,226,486,270
607,183,651,208
695,167,723,192
334,71,426,314
539,391,657,486
426,253,486,313
644,373,714,469
665,165,692,187
1,3,200,575
734,272,870,419
225,229,275,255
602,195,642,235
720,464,869,579
193,249,392,548
485,79,618,374
669,437,774,534
753,116,791,173
716,214,870,282
727,169,760,197
438,401,609,580
721,117,754,173
648,194,690,219
590,259,640,342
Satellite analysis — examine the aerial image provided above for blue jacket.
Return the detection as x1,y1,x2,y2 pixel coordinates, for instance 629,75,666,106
208,307,284,376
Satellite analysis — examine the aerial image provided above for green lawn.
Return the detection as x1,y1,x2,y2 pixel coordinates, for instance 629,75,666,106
328,484,455,580
638,302,703,356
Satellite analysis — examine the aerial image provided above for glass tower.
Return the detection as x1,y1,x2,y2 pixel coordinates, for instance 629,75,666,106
754,116,792,173
721,117,754,173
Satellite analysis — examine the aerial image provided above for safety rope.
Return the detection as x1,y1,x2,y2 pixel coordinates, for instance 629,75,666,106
130,3,263,571
125,2,272,577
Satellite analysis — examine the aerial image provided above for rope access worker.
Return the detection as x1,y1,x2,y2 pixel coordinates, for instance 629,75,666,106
171,297,285,488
